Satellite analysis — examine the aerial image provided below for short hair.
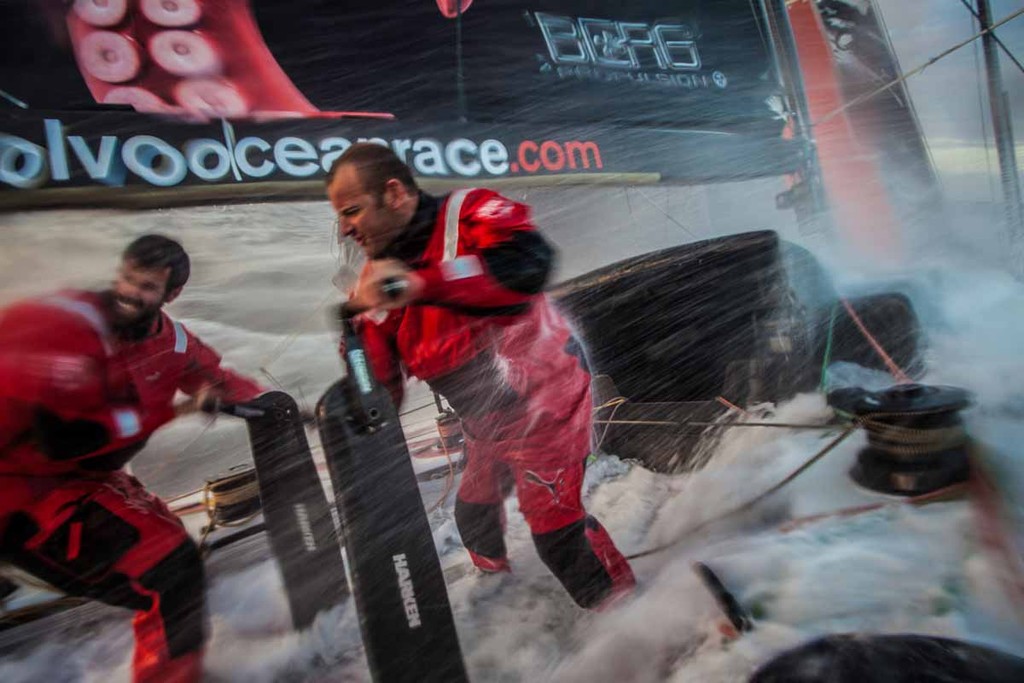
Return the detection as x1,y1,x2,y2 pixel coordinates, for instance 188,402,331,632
325,143,417,197
122,234,191,292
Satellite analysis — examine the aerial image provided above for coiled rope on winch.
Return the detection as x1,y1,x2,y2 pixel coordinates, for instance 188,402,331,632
615,297,971,561
197,465,263,553
614,300,1020,623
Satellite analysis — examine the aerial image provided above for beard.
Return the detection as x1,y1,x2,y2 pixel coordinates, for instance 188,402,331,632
100,290,162,340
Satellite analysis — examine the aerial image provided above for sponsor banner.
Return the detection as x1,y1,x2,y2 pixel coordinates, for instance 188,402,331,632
1,0,785,132
0,113,802,190
256,0,786,132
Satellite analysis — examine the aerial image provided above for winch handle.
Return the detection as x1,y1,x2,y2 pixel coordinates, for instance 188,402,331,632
333,276,408,322
380,276,409,300
213,401,266,419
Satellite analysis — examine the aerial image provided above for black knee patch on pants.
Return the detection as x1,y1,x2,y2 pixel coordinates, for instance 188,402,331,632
1,510,151,612
39,501,139,578
140,540,206,658
454,498,506,561
533,517,612,609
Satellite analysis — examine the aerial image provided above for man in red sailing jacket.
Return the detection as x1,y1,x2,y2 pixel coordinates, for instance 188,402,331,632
326,143,635,609
0,234,263,682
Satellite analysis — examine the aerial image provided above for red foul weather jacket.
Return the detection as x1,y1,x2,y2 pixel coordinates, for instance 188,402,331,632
354,188,592,465
0,290,262,476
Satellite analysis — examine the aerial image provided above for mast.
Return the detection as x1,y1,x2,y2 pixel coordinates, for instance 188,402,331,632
761,0,833,238
976,0,1024,241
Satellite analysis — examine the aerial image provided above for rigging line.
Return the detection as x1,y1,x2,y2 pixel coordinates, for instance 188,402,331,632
258,287,337,371
165,414,219,473
971,1,998,202
632,187,698,239
296,384,313,420
592,418,838,430
813,6,1024,127
399,401,441,418
957,0,1024,76
0,88,28,109
625,423,860,560
455,1,467,122
260,366,286,393
873,0,944,191
749,0,776,75
622,186,647,240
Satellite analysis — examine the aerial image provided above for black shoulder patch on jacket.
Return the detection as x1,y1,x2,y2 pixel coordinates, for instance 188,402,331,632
481,230,554,295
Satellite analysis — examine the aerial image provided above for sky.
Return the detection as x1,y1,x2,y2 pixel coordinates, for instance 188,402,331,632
876,0,1024,201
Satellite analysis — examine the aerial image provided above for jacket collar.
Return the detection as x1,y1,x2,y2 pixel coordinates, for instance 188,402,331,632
378,191,443,264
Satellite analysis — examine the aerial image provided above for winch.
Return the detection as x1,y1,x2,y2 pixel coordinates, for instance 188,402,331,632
203,464,262,529
828,383,972,496
433,391,464,450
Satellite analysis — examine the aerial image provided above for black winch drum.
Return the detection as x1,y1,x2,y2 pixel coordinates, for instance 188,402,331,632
828,384,972,496
204,464,262,526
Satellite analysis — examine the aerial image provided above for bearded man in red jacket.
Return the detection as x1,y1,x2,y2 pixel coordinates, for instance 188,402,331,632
0,234,263,682
326,143,635,610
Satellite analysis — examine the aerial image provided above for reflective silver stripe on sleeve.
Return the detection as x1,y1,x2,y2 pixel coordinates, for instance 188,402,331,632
172,320,188,354
112,408,141,438
443,188,473,263
43,296,112,355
